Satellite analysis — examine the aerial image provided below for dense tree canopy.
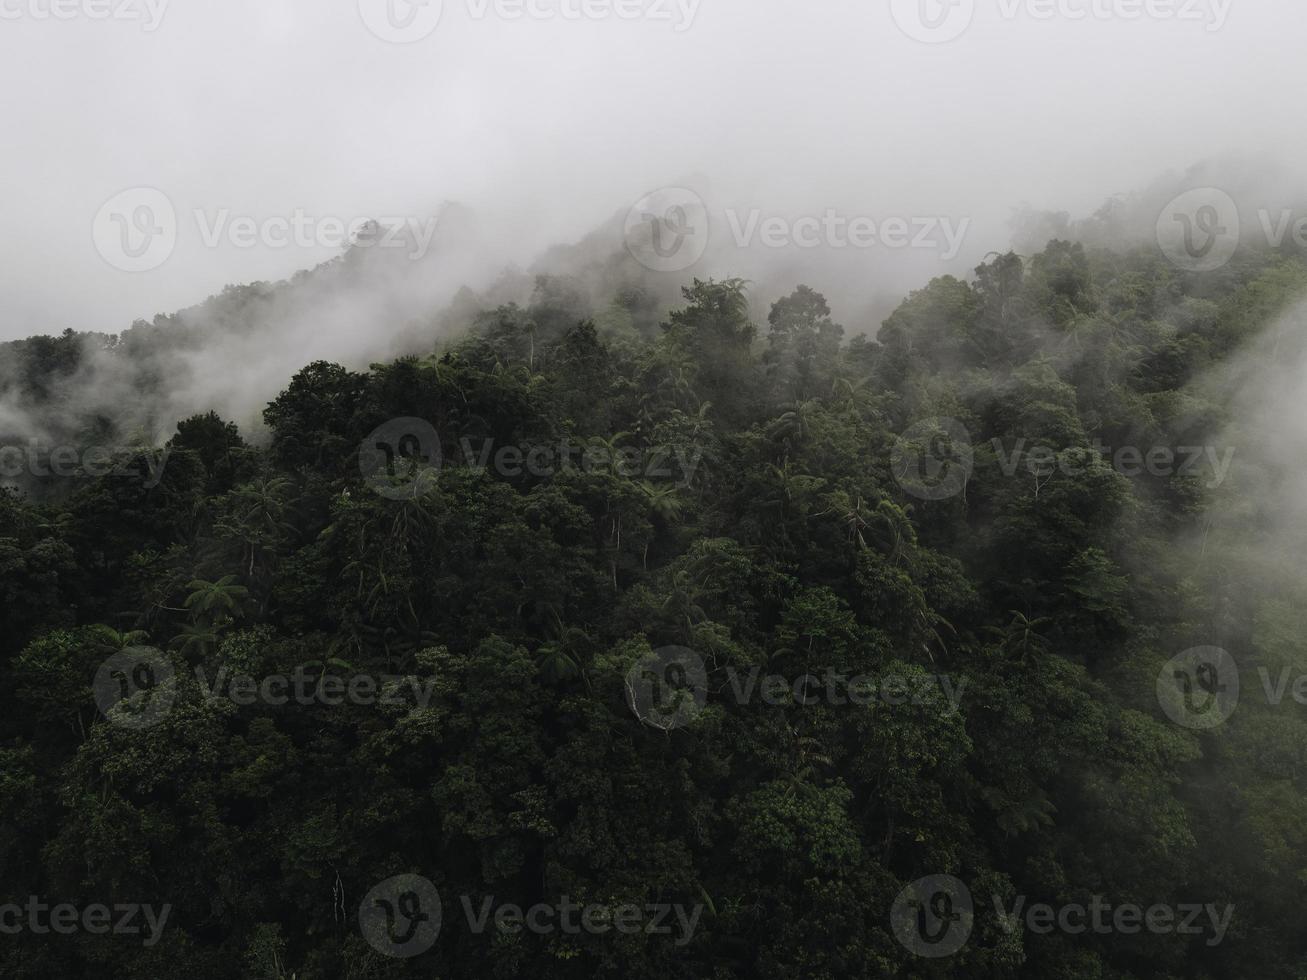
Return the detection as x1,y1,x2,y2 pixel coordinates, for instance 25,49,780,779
3,238,1307,978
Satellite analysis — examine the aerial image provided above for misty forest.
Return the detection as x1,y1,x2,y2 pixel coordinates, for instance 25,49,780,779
3,196,1307,980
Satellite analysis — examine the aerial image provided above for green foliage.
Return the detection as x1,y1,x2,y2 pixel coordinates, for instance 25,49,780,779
3,251,1307,978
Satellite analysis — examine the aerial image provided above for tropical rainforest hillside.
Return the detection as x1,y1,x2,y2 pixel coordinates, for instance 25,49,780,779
4,235,1307,978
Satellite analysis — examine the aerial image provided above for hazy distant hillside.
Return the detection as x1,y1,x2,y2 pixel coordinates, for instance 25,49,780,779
7,161,1305,479
5,202,1307,974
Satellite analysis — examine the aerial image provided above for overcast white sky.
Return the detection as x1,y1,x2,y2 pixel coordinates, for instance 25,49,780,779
1,0,1304,341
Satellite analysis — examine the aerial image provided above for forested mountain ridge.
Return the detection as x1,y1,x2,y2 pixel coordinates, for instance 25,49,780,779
3,232,1307,978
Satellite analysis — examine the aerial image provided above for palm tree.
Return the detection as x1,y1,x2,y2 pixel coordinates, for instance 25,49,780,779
91,625,150,651
585,432,633,476
218,478,295,577
535,641,582,684
232,477,293,532
35,511,74,538
872,500,917,564
170,623,220,658
184,575,250,624
830,374,872,411
842,495,873,550
762,461,800,517
666,365,700,410
984,611,1052,661
639,482,685,569
661,568,708,640
766,400,819,458
639,482,684,522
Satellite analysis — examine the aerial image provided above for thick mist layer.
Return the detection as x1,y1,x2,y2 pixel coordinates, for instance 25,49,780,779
4,0,1307,343
4,156,1306,463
